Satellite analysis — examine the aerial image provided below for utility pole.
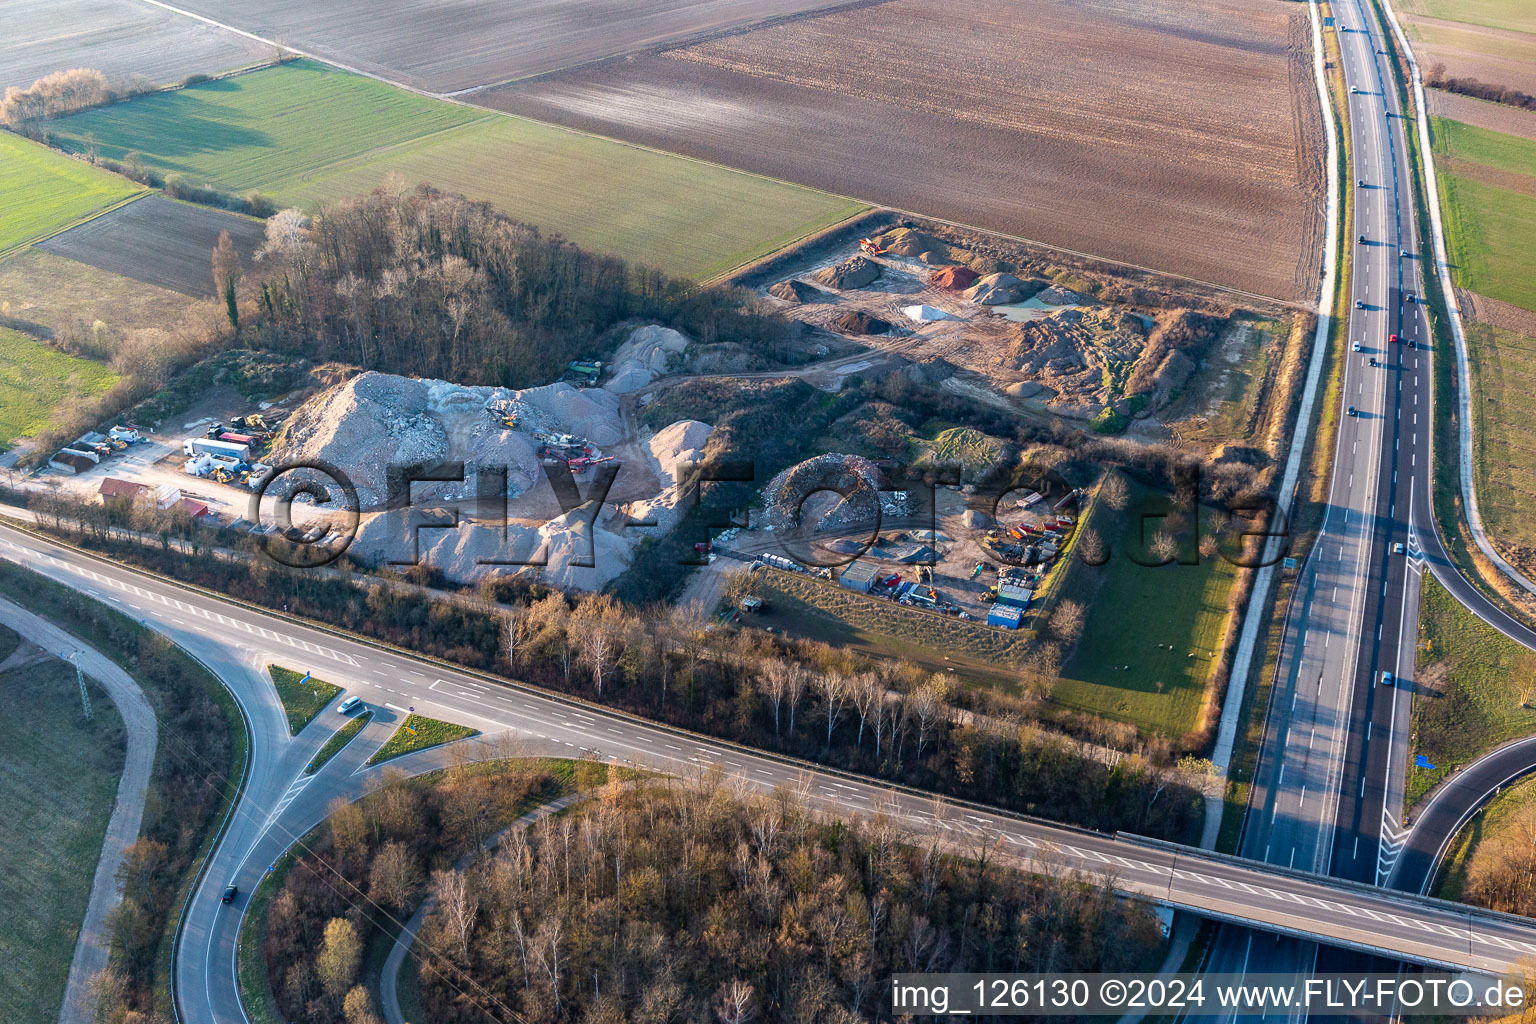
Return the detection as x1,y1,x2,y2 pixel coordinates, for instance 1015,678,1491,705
67,651,92,721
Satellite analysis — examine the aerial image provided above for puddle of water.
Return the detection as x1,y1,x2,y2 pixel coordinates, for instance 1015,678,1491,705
992,296,1081,322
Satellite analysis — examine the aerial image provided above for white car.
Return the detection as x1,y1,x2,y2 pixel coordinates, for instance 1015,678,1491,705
1352,341,1362,351
337,695,363,715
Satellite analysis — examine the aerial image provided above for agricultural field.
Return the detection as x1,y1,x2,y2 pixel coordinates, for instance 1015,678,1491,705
0,328,119,449
38,195,266,297
0,250,196,339
1050,483,1241,739
0,132,144,258
165,0,849,93
1403,0,1536,98
48,60,862,279
482,0,1326,302
0,640,127,1024
1409,577,1536,805
1430,118,1536,566
0,0,268,93
1466,320,1536,563
1432,119,1536,316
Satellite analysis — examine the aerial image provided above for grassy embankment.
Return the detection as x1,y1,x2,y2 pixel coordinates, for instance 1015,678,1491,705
307,712,372,775
0,131,144,258
48,59,864,280
267,665,342,735
756,569,1033,690
0,327,119,450
1433,774,1536,902
368,714,479,765
0,625,128,1023
1409,575,1536,805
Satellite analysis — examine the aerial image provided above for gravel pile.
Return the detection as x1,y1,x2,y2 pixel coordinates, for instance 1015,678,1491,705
812,255,880,290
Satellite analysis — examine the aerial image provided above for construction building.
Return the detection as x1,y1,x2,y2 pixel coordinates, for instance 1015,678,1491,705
838,560,882,593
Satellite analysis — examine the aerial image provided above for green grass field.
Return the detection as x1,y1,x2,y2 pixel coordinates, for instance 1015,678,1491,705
1052,486,1240,738
0,327,119,449
1407,0,1536,34
1409,576,1536,805
306,711,371,775
1432,118,1536,313
368,714,478,765
49,60,863,280
0,639,127,1023
0,132,144,257
266,666,342,735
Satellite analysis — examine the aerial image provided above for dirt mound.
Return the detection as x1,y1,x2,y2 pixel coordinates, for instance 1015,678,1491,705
964,272,1033,304
835,311,892,335
769,278,826,303
929,266,979,292
876,227,946,258
648,419,713,481
604,324,689,394
813,255,880,290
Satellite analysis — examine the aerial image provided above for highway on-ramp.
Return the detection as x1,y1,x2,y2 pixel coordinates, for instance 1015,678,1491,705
7,522,1536,1021
1206,0,1536,1004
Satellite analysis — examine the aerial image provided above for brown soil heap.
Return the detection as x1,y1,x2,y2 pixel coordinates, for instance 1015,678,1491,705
812,255,881,289
835,311,892,335
929,265,979,292
769,278,826,303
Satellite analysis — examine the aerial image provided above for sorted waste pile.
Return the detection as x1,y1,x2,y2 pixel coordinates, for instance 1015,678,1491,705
834,311,892,335
812,255,880,289
768,279,827,303
762,452,885,532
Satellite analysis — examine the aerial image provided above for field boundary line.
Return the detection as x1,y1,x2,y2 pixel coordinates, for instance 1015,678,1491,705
1376,0,1536,599
124,0,1309,297
0,187,150,264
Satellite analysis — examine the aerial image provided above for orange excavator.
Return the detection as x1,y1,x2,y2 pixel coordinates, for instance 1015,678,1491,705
859,237,886,256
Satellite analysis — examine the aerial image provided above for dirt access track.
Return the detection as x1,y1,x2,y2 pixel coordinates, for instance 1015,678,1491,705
480,0,1326,303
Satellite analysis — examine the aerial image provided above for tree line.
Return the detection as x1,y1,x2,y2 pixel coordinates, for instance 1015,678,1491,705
1426,63,1536,113
243,186,788,388
10,500,1209,845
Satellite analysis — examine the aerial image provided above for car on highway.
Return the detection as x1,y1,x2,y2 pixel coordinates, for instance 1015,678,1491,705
1370,357,1378,366
221,884,238,904
1394,542,1406,555
1389,333,1399,343
1357,179,1367,188
1356,300,1366,309
1352,341,1362,351
1358,234,1367,243
1379,671,1395,687
1350,86,1361,94
1347,405,1358,417
337,695,363,715
1400,249,1409,257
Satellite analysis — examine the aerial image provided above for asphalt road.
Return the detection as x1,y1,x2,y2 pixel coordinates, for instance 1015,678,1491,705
7,522,1536,1023
1208,0,1536,1005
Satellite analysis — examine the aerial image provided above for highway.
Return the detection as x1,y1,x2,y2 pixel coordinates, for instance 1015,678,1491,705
8,522,1536,1022
1206,0,1536,1004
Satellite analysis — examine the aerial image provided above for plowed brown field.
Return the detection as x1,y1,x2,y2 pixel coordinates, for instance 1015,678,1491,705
163,0,857,94
480,0,1326,302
